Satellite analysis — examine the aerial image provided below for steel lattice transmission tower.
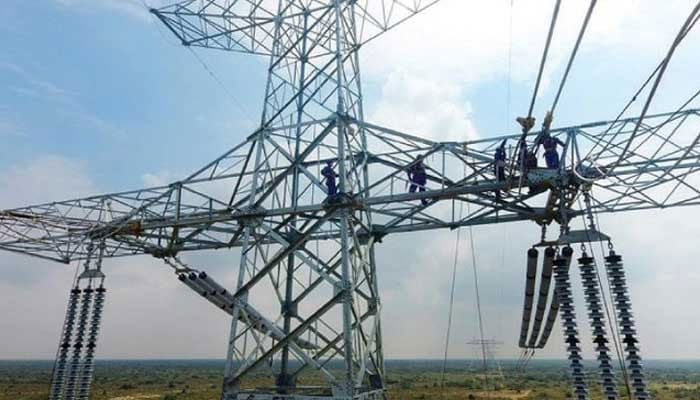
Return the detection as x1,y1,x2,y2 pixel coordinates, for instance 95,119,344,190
2,1,700,400
152,1,443,398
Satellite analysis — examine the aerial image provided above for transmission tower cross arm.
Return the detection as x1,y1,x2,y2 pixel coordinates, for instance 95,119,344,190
150,0,282,55
1,110,698,264
151,0,443,56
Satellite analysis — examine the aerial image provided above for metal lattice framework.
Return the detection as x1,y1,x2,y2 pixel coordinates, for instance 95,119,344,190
3,1,700,399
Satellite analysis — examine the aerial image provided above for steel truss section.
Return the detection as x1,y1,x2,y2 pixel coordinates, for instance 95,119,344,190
1,110,699,264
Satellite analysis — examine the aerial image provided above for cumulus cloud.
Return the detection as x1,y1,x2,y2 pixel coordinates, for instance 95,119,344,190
0,156,95,208
370,70,478,141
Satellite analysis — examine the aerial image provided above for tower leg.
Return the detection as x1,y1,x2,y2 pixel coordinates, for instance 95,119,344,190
605,251,650,400
553,248,589,400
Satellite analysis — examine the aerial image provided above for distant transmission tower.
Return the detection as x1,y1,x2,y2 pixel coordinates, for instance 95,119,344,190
466,339,504,382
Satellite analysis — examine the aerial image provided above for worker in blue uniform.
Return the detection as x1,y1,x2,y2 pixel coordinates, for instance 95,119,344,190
535,132,565,169
494,139,507,181
535,111,565,170
321,160,339,197
541,134,565,169
494,140,508,198
407,156,429,206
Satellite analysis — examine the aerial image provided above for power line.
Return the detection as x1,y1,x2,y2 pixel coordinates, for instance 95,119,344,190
550,0,598,115
505,0,514,133
611,2,700,169
142,0,254,120
186,46,254,118
527,0,562,120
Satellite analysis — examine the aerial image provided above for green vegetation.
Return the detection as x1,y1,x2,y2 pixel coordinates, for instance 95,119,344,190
1,360,700,400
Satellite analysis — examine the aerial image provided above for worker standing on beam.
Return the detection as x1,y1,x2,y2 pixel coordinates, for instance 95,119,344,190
494,139,507,182
536,112,565,169
407,155,429,206
494,140,507,199
321,160,339,198
515,116,537,176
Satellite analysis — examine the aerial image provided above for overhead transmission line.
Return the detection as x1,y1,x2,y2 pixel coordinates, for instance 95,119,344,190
526,0,562,121
577,3,700,187
610,2,700,170
514,0,564,365
141,0,253,120
511,0,562,189
516,0,599,369
185,46,254,118
584,5,700,161
550,0,597,115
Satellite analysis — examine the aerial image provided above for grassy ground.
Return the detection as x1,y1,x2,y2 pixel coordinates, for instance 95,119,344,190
2,360,700,400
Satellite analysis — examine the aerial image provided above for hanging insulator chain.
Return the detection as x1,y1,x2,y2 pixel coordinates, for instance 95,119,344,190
77,285,106,400
553,249,589,400
605,251,650,400
64,287,93,399
579,254,619,400
49,287,81,400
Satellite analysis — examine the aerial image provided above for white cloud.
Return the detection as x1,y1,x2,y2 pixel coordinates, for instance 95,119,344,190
141,171,180,187
0,155,95,208
1,61,127,139
370,70,478,141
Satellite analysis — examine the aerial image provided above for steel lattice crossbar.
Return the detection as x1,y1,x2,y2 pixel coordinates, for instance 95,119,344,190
1,110,698,263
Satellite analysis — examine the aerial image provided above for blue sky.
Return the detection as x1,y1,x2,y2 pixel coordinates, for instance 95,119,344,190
1,0,700,361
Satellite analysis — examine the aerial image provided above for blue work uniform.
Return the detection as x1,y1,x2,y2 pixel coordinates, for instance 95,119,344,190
494,147,506,181
321,165,338,195
408,162,428,206
541,135,565,169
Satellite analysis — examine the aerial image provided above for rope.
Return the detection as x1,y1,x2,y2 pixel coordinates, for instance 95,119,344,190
466,202,487,383
439,203,464,398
